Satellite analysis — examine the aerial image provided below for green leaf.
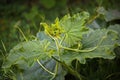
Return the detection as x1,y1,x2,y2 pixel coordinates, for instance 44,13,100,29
97,7,107,15
97,7,120,22
36,31,58,57
61,29,118,65
60,12,89,47
88,20,100,29
15,59,66,80
108,24,120,57
105,10,120,22
108,24,120,44
2,40,52,69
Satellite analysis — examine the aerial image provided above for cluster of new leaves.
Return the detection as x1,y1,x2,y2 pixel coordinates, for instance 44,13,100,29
2,11,120,80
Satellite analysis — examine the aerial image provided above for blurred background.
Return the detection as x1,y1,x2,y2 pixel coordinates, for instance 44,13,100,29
0,0,120,80
0,0,120,51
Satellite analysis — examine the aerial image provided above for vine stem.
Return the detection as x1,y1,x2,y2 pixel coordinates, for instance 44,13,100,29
52,56,86,80
37,59,55,75
53,38,60,55
60,46,97,52
60,34,66,45
51,37,61,79
59,35,106,53
43,35,61,79
75,60,79,71
1,40,7,56
86,13,100,25
20,72,24,80
50,62,59,80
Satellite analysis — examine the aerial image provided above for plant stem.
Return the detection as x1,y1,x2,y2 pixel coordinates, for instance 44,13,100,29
53,37,61,57
60,34,66,45
15,26,28,41
75,60,79,71
60,35,106,53
60,46,97,52
1,40,7,54
86,13,100,25
37,59,55,75
52,56,86,80
50,62,59,80
20,72,24,80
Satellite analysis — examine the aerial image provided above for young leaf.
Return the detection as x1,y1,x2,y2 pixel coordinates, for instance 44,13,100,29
41,18,64,38
60,11,89,47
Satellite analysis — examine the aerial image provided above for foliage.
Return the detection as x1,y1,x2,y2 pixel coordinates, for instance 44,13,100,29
1,10,120,80
0,0,120,80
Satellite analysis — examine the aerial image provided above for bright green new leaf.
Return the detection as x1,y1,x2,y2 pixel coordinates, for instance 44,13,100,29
60,11,89,47
41,18,64,38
